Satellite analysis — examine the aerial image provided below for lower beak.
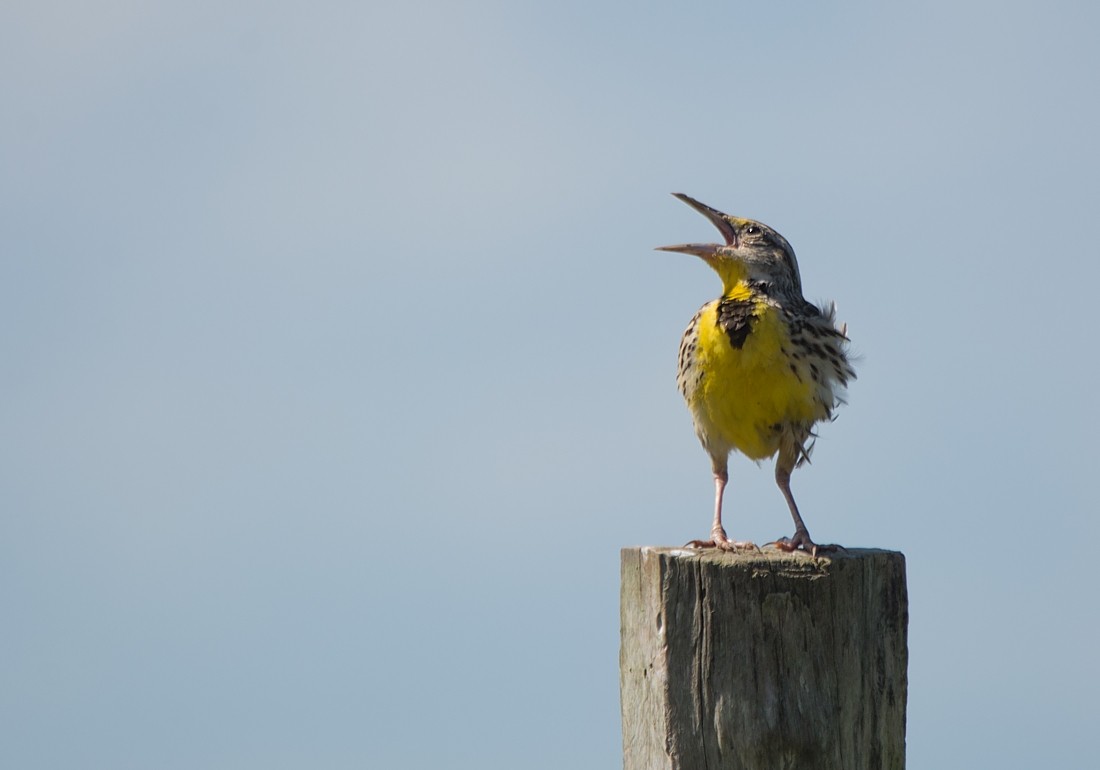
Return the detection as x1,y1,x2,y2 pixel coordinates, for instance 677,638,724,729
655,243,721,259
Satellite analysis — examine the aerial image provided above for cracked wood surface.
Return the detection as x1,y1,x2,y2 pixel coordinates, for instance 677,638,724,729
620,547,907,770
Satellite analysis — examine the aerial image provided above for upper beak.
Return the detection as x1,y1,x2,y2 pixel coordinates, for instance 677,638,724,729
656,193,739,255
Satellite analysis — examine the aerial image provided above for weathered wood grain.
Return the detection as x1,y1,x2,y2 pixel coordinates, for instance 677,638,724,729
620,547,907,770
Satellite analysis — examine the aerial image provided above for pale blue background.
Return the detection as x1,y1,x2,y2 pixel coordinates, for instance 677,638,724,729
3,1,1098,767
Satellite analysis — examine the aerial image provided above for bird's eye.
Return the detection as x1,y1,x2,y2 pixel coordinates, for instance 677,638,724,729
745,225,762,236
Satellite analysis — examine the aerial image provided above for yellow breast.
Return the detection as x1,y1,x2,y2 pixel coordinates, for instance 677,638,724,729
686,298,824,460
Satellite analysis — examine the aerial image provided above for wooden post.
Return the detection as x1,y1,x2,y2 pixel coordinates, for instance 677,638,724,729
620,547,907,770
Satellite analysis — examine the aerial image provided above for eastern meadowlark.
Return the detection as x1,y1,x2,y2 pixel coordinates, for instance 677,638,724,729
659,193,855,555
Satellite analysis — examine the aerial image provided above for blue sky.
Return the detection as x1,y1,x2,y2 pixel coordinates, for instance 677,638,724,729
3,1,1099,767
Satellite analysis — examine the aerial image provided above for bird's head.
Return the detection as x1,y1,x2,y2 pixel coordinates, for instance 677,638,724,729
657,193,803,296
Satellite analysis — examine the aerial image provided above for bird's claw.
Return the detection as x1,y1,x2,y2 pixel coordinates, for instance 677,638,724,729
685,528,760,552
768,530,844,557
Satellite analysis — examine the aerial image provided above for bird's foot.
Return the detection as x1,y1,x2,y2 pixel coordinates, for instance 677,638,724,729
686,526,759,552
768,529,844,558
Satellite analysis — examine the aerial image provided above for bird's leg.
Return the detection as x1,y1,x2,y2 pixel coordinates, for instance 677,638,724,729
771,451,836,557
687,462,756,551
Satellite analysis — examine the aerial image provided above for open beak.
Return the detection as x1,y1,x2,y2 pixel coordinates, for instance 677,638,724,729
656,193,739,258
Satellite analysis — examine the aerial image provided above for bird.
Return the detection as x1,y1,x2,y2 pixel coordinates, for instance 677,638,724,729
658,193,855,555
